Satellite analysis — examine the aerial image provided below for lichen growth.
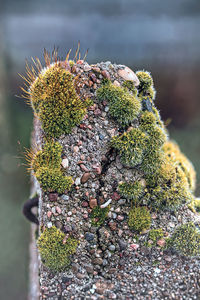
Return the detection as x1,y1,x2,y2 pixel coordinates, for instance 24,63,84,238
30,63,92,138
97,81,142,126
128,206,151,233
167,222,200,256
37,226,79,271
32,141,73,193
90,206,110,227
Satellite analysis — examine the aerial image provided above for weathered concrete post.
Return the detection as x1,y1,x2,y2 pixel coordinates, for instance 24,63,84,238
24,52,200,299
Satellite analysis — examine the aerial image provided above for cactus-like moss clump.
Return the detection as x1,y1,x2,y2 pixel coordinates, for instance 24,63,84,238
167,222,200,256
111,128,148,167
136,71,155,100
30,64,92,138
122,80,138,96
32,141,73,193
37,226,78,271
97,80,142,127
128,207,151,233
90,206,110,227
118,180,145,201
163,141,196,192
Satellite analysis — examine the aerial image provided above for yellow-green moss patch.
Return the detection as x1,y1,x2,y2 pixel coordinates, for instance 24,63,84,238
30,64,92,138
37,226,79,271
128,206,151,233
97,81,142,127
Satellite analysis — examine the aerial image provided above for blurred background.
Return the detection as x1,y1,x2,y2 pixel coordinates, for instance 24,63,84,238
0,0,200,299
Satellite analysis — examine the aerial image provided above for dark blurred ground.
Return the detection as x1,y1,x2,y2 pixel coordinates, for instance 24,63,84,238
0,1,200,299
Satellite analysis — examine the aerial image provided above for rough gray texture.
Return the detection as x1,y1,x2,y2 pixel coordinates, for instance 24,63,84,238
31,61,200,300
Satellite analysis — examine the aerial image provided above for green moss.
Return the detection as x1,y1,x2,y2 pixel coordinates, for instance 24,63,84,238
35,167,73,194
118,180,145,201
195,198,200,211
90,206,110,227
32,141,62,172
30,64,92,138
111,128,148,167
97,81,142,127
163,141,196,192
32,141,73,193
122,80,138,96
128,206,151,233
168,222,200,256
37,226,78,271
148,228,164,246
136,71,155,100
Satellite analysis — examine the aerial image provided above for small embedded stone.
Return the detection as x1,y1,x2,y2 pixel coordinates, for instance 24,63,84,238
83,64,92,72
111,192,121,201
93,257,103,265
157,239,166,247
75,177,81,185
76,273,85,279
89,198,97,208
109,245,116,251
61,158,69,168
109,221,117,231
80,164,89,172
73,146,79,153
89,72,97,82
118,66,140,86
130,243,139,251
117,215,124,221
85,232,95,241
82,201,88,207
48,192,58,202
81,172,91,183
71,263,79,274
101,70,111,79
56,206,62,214
85,264,94,274
118,240,127,250
64,225,72,233
47,211,52,218
113,80,120,87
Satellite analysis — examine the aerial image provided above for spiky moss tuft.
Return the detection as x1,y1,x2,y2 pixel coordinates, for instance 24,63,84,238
111,128,148,167
128,206,151,233
32,141,73,193
90,206,110,227
97,81,142,127
148,228,164,247
144,154,192,208
118,180,145,201
122,80,138,96
163,141,196,192
32,141,63,172
35,167,73,194
37,226,78,272
136,71,155,100
30,64,92,138
167,222,200,256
